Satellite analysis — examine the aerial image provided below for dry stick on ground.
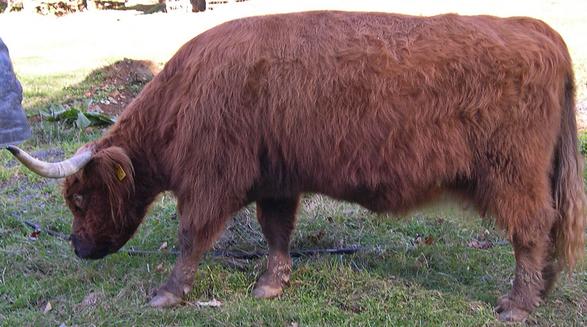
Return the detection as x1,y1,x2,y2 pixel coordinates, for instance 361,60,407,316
23,219,364,258
125,246,364,259
23,219,509,259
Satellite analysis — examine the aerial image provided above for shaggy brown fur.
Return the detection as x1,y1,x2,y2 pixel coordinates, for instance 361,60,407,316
61,11,586,322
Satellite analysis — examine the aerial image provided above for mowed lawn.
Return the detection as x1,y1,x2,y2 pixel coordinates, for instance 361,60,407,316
1,1,587,326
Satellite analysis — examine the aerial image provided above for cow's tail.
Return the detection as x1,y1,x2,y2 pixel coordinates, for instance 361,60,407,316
552,69,586,270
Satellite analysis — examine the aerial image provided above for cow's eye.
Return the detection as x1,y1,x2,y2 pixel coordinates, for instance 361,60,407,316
73,194,84,209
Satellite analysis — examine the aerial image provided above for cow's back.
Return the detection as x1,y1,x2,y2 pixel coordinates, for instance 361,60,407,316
125,12,572,209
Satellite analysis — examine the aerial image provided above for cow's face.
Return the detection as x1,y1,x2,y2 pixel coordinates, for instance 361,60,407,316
63,147,139,260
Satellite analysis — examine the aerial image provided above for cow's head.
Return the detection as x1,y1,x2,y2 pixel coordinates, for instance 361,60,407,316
7,145,140,259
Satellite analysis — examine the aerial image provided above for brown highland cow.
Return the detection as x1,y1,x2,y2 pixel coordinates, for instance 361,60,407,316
8,11,586,322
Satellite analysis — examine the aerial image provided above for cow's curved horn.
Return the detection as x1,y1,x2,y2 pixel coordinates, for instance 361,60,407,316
6,145,92,178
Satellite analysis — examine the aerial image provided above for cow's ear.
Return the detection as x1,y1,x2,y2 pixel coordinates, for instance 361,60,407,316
90,146,135,220
92,147,134,185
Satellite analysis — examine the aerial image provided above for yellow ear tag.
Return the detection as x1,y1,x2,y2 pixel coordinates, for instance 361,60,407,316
115,164,127,182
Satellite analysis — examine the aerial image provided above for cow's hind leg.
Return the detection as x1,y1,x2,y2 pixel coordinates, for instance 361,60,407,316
149,202,235,308
482,178,556,322
495,224,553,322
252,196,300,299
540,239,562,298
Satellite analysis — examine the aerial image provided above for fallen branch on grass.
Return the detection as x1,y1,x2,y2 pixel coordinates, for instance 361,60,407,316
21,219,510,260
125,246,364,259
22,219,364,259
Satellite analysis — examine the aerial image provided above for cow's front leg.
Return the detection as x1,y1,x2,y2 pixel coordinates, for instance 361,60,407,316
150,209,229,308
253,196,300,299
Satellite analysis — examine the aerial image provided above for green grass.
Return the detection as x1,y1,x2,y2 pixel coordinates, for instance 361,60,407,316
2,15,587,327
16,60,117,115
1,186,586,326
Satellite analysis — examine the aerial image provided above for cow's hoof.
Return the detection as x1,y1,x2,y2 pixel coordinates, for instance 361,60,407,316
495,295,530,322
252,283,283,299
149,290,182,308
497,307,530,322
252,273,285,299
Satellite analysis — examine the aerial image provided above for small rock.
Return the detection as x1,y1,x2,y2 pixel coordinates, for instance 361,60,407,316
159,242,168,251
194,298,222,308
43,301,52,314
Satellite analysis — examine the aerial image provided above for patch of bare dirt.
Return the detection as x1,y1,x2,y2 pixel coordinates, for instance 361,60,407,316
85,58,160,117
